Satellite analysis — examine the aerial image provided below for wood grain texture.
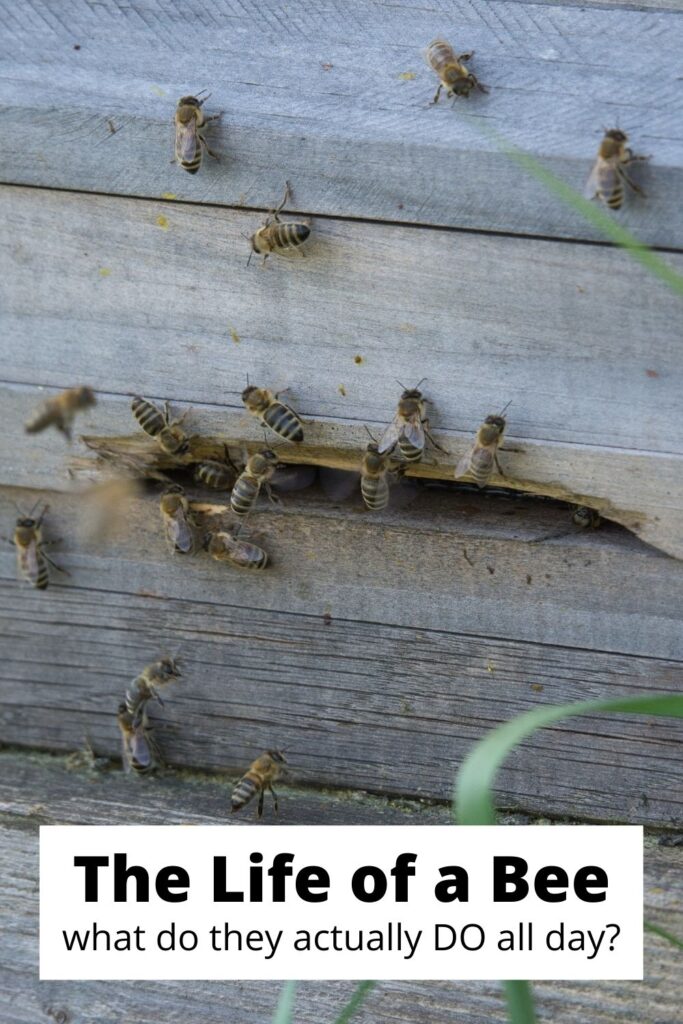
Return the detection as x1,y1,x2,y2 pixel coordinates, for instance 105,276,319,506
1,483,682,661
1,188,682,555
1,496,681,825
0,751,681,1024
0,0,682,245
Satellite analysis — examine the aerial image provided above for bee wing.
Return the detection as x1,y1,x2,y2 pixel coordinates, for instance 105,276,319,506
165,511,196,554
129,729,154,770
378,414,403,455
175,120,198,161
585,158,617,200
318,466,359,502
18,541,39,584
401,413,425,450
455,449,474,480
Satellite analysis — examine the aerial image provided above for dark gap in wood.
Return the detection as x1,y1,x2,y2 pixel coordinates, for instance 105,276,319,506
3,179,683,256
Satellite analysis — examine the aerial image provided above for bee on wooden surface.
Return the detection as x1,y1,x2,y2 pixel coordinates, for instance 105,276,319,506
117,703,161,775
455,403,511,488
378,379,446,463
159,487,199,555
126,655,182,719
360,442,393,511
585,129,648,210
426,38,488,102
230,449,280,517
195,445,239,490
207,528,269,570
249,182,310,265
12,504,66,590
66,736,111,773
572,506,602,529
174,92,220,174
25,386,96,441
242,385,304,443
231,750,287,817
131,396,190,456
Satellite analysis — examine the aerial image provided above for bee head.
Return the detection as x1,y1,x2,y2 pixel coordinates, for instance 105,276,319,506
452,75,476,97
160,489,185,514
178,95,201,109
605,128,628,143
268,750,287,764
157,655,182,680
74,385,96,407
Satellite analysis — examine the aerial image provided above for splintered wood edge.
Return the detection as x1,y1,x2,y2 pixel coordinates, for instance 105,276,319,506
75,431,681,559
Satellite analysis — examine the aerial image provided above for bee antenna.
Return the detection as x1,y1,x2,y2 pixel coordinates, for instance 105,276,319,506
246,249,254,268
195,89,211,104
395,378,408,390
413,377,427,390
364,424,378,443
498,400,512,417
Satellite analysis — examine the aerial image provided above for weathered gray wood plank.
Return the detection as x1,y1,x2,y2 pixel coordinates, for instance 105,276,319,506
1,188,682,555
1,0,682,245
1,484,682,662
0,751,680,1024
1,521,681,825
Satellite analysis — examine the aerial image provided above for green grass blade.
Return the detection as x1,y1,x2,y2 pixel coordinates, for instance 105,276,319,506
272,981,298,1024
644,921,683,950
454,693,683,826
333,981,376,1024
465,117,683,297
504,980,537,1024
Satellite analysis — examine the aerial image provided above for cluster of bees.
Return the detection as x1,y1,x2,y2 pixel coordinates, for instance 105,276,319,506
175,39,648,213
9,32,624,814
111,652,283,816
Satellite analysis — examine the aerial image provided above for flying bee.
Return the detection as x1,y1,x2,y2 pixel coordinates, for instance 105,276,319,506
159,487,199,555
207,528,269,570
173,92,220,174
378,379,446,463
426,38,488,102
131,396,190,456
248,182,311,265
455,403,511,488
126,655,182,720
230,449,280,517
360,442,393,511
117,703,161,775
195,445,239,490
11,504,65,589
24,385,96,441
242,385,304,443
573,505,602,529
585,129,648,210
231,750,287,817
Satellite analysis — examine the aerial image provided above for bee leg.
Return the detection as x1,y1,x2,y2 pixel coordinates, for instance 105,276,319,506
476,80,490,94
493,453,507,478
458,51,474,61
423,423,448,455
257,789,265,818
261,253,270,267
163,400,172,426
430,83,443,105
274,181,292,219
43,553,70,577
199,135,220,161
621,170,646,196
264,483,283,508
270,786,279,814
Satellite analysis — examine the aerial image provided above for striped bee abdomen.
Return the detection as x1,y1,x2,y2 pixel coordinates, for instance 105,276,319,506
196,461,234,489
263,401,304,442
131,396,165,437
25,405,56,434
229,541,268,571
230,474,261,516
179,143,201,174
469,450,495,487
607,185,624,209
361,476,390,511
398,437,423,462
272,223,310,250
231,774,258,812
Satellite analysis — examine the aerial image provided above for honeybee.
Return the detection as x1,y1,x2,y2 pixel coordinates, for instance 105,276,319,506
173,92,220,174
231,750,287,817
249,182,310,265
159,488,199,554
117,703,161,775
195,445,238,490
131,396,190,456
378,379,446,463
573,506,602,529
585,129,647,210
12,504,65,589
207,528,269,570
24,386,96,441
230,449,280,517
455,403,511,487
426,38,488,102
126,655,182,719
360,442,393,511
242,385,304,443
